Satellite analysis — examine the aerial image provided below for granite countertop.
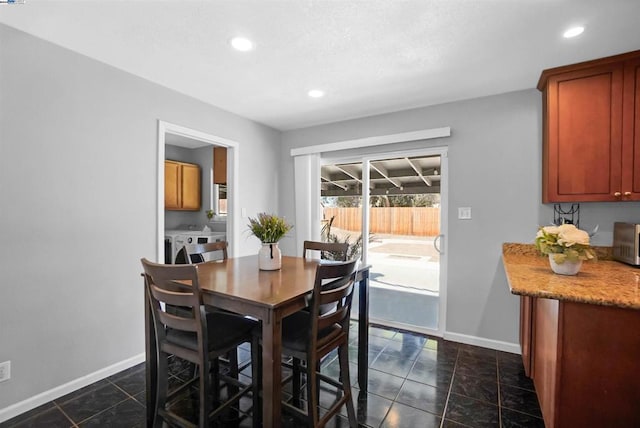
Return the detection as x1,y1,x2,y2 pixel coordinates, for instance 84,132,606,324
503,243,640,310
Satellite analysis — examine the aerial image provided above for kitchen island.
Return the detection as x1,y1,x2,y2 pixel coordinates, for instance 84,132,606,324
503,243,640,428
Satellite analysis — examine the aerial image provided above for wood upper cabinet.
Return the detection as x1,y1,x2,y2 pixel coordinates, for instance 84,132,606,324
213,147,227,185
180,163,201,210
164,160,201,211
622,58,640,198
164,161,181,209
539,50,640,202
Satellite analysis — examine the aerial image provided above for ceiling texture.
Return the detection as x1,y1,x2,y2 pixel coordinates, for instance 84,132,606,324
1,1,640,131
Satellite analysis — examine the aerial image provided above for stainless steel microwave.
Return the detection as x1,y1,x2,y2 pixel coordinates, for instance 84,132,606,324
613,222,640,265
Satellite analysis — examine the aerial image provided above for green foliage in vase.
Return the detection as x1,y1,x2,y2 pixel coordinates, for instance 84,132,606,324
247,213,293,243
535,224,596,264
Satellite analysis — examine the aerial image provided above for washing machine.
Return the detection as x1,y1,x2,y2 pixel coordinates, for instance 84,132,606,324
165,228,227,263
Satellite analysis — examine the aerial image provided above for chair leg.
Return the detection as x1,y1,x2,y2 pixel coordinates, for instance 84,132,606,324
338,343,357,428
154,353,168,428
227,349,240,406
292,357,302,408
306,358,319,428
199,356,211,427
315,360,321,412
224,349,241,425
211,358,220,406
251,336,262,427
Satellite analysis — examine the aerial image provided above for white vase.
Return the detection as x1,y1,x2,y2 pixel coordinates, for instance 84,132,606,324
548,254,583,275
258,242,281,271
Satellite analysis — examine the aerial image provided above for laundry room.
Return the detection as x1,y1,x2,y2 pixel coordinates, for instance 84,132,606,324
164,136,227,263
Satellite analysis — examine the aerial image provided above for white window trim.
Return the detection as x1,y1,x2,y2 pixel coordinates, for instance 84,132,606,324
290,127,450,157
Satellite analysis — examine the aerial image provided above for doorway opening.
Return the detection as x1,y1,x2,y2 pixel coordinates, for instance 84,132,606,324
156,121,240,262
320,150,447,335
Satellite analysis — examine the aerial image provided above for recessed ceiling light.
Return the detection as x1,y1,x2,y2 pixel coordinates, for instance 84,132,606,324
308,89,325,98
230,37,254,52
563,26,585,38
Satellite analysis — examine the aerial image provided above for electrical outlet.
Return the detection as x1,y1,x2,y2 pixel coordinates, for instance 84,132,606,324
0,361,10,382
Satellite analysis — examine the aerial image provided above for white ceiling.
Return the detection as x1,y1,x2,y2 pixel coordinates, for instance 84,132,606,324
1,1,640,131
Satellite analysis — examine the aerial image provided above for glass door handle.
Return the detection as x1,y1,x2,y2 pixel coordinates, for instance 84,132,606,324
434,234,444,255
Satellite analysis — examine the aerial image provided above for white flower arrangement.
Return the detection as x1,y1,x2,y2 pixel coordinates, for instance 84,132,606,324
535,224,596,264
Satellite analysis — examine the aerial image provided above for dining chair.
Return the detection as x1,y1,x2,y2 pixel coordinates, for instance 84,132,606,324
173,241,247,380
280,259,359,427
303,240,349,261
175,240,228,264
141,258,260,428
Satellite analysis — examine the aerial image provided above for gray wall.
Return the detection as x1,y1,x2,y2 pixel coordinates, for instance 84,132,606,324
280,89,640,346
0,24,280,410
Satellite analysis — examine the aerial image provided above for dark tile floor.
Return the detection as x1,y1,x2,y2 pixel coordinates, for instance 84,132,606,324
1,324,543,427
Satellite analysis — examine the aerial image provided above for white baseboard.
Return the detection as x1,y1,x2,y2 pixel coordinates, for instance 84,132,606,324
363,318,521,354
443,331,521,354
0,353,145,424
368,317,443,338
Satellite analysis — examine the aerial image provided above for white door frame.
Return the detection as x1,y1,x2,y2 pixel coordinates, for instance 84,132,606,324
156,120,241,260
321,146,448,336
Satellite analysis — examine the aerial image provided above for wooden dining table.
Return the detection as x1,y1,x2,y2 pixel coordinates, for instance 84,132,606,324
144,255,370,428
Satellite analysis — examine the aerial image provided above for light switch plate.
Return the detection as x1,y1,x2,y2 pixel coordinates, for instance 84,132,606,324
0,361,10,383
458,207,472,220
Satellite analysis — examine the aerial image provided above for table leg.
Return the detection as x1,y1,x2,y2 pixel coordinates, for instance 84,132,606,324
144,285,157,427
261,311,283,428
357,268,369,394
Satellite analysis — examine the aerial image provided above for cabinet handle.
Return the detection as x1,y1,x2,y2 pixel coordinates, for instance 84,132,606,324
614,192,622,197
624,192,632,196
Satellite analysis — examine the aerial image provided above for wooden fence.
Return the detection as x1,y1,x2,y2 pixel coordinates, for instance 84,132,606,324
323,207,440,236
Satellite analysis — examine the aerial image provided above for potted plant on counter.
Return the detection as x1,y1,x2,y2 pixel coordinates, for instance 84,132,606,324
248,213,293,270
535,224,596,275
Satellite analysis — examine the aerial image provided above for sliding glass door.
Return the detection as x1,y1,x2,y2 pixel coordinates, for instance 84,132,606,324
320,148,447,335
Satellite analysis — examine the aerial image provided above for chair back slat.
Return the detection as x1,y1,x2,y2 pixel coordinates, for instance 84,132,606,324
308,260,358,346
317,278,353,305
149,283,197,308
317,302,350,332
176,241,228,264
303,240,349,261
156,309,199,332
147,284,200,332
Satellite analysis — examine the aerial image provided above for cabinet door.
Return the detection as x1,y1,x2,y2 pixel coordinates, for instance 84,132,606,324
164,161,181,209
544,64,624,202
519,296,533,377
213,147,227,184
532,298,560,428
621,58,640,200
181,163,201,210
